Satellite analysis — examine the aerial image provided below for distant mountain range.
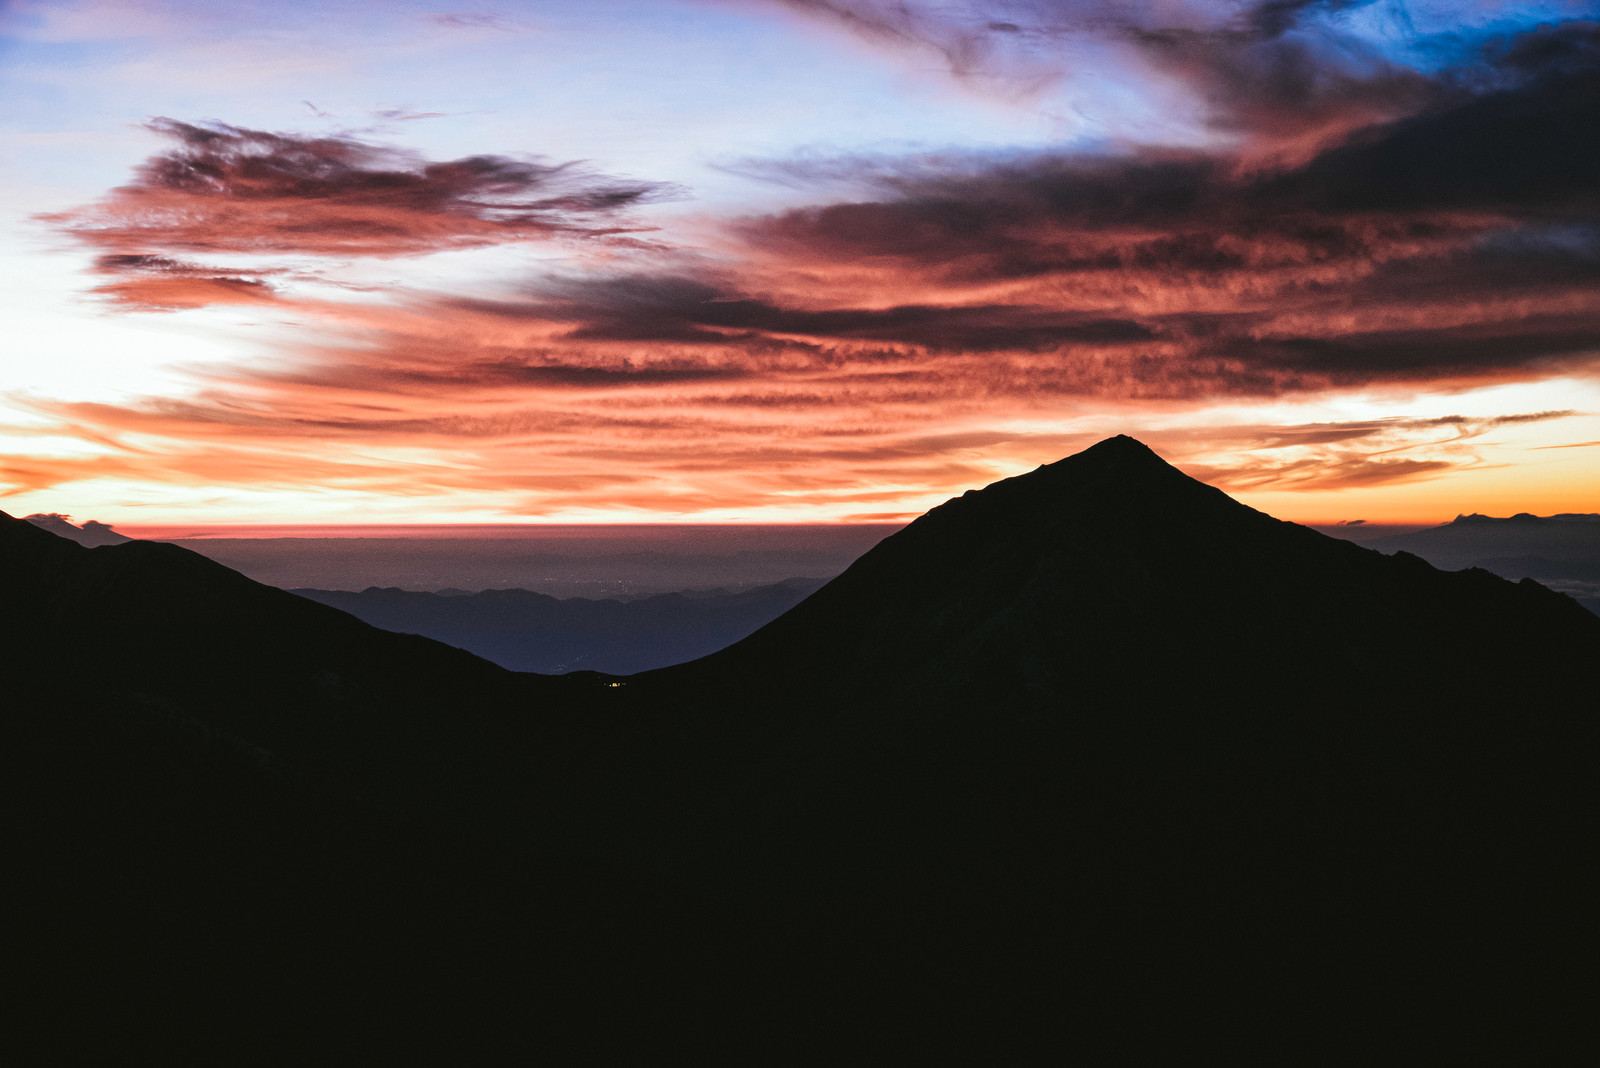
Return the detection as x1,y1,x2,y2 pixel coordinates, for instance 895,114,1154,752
22,511,132,546
290,578,825,674
1366,512,1600,614
21,511,896,596
10,437,1598,1063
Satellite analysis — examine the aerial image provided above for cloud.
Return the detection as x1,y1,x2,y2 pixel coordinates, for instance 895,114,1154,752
81,253,284,310
1273,22,1600,211
739,20,1600,268
42,118,680,308
428,12,519,33
18,16,1600,519
717,20,1600,394
735,0,1064,91
731,0,1438,147
458,273,1154,351
1167,410,1581,491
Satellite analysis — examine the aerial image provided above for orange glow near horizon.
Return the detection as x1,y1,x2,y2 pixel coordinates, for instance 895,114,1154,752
102,521,911,540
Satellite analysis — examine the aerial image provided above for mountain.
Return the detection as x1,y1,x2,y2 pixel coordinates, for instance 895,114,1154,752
289,577,824,674
650,436,1597,707
1372,510,1600,566
1367,511,1600,615
1,510,612,1064
613,436,1600,1060
10,439,1599,1064
2,508,515,757
22,511,132,546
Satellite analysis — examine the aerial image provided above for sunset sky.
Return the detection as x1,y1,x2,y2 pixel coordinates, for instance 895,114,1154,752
3,0,1597,527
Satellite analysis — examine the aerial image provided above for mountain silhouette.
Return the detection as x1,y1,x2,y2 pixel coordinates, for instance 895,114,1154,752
606,435,1600,1060
2,508,515,770
9,438,1599,1064
22,511,132,546
650,435,1597,708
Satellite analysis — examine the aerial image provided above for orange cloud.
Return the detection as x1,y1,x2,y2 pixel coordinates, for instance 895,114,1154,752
1158,411,1582,492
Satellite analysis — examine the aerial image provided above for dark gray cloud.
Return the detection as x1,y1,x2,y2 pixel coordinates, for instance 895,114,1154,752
742,21,1600,268
747,1,1436,136
458,274,1153,351
714,19,1600,392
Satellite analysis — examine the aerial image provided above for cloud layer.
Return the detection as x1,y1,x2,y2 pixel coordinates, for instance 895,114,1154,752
18,10,1600,517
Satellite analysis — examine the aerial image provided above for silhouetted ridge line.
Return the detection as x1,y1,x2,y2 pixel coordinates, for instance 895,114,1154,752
1359,507,1600,616
599,436,1599,1060
21,511,132,546
1,507,520,771
652,432,1593,710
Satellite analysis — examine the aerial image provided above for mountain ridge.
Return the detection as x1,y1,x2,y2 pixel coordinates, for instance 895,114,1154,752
645,434,1596,710
1366,508,1600,615
21,511,132,546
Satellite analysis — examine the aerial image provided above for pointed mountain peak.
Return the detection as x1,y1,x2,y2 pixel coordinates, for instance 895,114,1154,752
1022,434,1175,476
1038,435,1179,481
942,434,1204,520
1078,434,1164,460
674,432,1598,713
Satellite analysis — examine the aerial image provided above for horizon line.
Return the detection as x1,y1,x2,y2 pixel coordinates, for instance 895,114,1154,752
99,518,1463,541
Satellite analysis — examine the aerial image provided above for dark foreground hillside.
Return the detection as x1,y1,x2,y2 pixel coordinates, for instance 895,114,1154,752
9,437,1599,1064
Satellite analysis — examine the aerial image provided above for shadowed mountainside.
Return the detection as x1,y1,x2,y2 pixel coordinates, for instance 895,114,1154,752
290,577,824,674
599,437,1600,1059
10,436,1599,1064
2,512,625,1064
2,511,518,767
650,436,1597,706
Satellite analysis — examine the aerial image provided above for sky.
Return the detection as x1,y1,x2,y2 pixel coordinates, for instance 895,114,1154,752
2,0,1598,527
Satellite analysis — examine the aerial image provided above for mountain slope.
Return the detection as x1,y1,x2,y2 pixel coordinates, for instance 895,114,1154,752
606,436,1600,1061
651,435,1597,709
3,508,508,713
2,512,652,1064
